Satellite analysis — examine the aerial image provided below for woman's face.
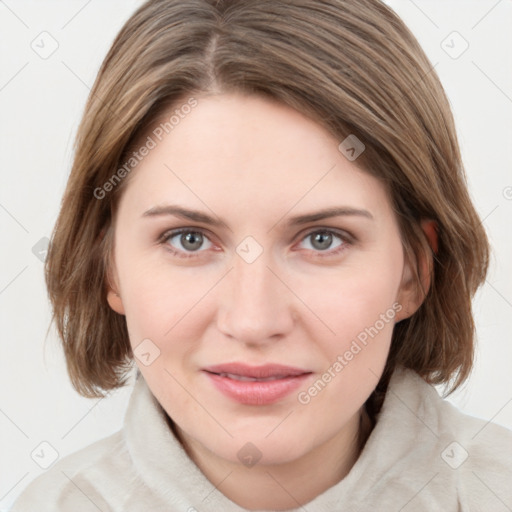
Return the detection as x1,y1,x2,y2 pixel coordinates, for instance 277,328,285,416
107,93,417,467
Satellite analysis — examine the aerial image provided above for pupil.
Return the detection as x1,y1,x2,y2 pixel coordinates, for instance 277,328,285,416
182,232,202,251
313,232,332,250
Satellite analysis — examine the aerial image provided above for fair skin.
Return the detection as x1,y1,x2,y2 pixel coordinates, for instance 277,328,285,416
107,93,428,510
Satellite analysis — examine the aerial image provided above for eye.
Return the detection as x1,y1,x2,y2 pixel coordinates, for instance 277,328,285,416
161,228,213,258
297,229,351,257
159,227,352,259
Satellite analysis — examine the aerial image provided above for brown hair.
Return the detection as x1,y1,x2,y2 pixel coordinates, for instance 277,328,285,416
45,0,489,423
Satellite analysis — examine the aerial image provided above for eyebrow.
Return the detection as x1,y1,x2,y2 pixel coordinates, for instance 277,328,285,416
142,204,374,228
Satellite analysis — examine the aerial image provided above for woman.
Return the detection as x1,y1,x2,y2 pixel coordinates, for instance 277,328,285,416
11,0,512,510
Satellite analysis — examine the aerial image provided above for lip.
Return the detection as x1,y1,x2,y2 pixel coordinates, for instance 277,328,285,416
202,363,313,405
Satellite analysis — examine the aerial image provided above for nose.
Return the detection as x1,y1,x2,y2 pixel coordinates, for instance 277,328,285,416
216,249,295,346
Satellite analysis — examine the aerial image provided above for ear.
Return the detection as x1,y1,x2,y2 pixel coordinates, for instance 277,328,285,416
102,227,126,316
421,219,438,254
106,268,126,315
395,219,438,322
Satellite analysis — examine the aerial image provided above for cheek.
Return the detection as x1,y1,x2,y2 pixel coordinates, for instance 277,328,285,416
117,252,216,351
294,262,402,426
300,248,403,382
308,255,402,337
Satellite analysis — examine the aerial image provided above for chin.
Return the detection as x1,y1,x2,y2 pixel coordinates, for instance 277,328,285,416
213,430,308,467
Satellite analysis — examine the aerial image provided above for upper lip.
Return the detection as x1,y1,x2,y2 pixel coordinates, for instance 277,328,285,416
203,362,311,379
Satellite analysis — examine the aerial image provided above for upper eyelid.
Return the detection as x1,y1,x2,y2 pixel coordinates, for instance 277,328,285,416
161,227,215,243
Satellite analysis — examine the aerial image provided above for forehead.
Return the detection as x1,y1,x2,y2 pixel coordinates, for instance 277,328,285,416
117,93,392,226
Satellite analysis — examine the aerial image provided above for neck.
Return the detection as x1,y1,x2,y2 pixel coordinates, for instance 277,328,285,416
170,407,373,510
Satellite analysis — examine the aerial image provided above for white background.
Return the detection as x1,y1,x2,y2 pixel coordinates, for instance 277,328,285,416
1,1,511,509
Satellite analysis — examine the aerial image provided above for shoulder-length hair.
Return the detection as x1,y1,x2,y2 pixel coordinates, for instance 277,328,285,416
45,0,489,420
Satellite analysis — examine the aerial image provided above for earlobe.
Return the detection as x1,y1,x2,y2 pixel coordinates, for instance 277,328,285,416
395,220,437,323
105,258,125,315
421,219,438,255
106,264,125,315
394,258,418,322
418,219,437,299
107,288,125,315
102,225,125,315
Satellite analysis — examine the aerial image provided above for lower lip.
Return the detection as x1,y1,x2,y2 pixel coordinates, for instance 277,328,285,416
203,371,312,405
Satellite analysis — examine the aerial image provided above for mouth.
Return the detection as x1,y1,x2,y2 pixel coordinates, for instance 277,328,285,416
203,362,311,379
202,362,313,405
208,372,293,382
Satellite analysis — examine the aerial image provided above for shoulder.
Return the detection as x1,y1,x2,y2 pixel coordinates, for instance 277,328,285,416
413,369,512,471
434,389,512,510
9,430,141,512
385,367,512,510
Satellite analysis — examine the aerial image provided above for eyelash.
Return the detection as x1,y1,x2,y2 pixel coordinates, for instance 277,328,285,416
158,227,353,260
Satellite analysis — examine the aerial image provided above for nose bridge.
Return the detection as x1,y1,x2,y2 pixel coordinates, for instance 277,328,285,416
233,251,274,305
217,247,293,343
